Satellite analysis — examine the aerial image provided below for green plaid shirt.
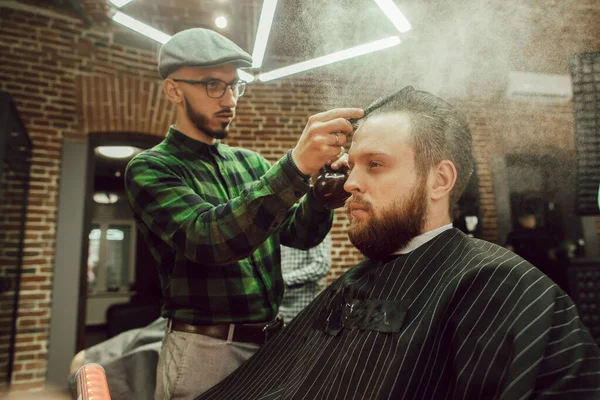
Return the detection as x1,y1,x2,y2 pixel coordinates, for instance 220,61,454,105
125,127,333,325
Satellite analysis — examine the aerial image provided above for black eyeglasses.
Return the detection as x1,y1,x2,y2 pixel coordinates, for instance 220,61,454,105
172,78,247,99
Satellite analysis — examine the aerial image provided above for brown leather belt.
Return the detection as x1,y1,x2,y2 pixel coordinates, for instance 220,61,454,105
170,316,284,346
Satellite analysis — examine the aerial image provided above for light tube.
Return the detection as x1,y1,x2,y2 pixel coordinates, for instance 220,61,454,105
112,12,171,44
238,69,255,83
373,0,411,33
258,36,401,82
252,0,278,68
110,0,134,7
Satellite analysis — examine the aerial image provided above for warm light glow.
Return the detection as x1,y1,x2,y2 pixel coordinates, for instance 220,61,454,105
110,0,134,7
258,36,401,82
112,12,171,44
238,69,255,83
373,0,412,33
252,0,278,68
215,16,228,29
96,146,135,158
93,193,119,205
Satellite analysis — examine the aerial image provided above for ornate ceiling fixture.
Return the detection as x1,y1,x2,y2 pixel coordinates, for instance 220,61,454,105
110,0,412,83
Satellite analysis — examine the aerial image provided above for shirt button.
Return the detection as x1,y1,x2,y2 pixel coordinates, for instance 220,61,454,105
294,191,302,198
271,221,279,229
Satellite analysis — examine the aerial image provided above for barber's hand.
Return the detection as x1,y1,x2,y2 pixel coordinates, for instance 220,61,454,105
329,152,349,170
291,108,364,176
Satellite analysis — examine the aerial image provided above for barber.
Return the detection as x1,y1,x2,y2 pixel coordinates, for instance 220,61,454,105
124,28,363,400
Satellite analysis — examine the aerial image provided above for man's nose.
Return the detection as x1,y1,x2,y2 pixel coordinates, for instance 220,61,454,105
220,86,237,108
344,169,363,194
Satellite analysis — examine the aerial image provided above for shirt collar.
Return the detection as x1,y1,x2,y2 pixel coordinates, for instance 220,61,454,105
166,126,226,159
393,223,454,255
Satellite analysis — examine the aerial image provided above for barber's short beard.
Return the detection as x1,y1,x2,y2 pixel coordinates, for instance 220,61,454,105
347,179,428,261
184,98,230,140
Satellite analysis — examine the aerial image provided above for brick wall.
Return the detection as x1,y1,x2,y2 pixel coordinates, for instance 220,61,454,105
0,0,599,392
1,5,77,391
0,2,163,391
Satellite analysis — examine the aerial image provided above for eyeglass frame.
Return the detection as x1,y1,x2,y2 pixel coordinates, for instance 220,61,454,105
171,78,247,99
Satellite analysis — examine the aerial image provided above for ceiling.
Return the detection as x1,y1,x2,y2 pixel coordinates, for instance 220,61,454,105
67,0,599,197
97,0,599,99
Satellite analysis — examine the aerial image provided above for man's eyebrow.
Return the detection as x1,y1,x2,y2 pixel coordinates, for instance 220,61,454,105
199,77,239,83
361,149,391,157
367,151,390,157
352,151,392,160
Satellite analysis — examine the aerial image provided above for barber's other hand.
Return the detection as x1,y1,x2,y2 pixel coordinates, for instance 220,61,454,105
291,108,363,176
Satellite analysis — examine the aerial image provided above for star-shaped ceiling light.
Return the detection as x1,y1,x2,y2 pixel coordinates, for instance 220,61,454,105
110,0,411,83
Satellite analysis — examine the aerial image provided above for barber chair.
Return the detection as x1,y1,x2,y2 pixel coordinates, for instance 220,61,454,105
75,364,111,400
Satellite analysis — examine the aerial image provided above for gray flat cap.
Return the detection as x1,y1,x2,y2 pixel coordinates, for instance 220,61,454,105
158,28,252,78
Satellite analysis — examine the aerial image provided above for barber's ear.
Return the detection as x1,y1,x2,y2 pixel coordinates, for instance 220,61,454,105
162,79,184,105
430,160,457,200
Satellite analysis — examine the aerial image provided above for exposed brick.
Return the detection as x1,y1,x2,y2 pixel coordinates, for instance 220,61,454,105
2,0,599,392
24,361,46,370
14,344,42,353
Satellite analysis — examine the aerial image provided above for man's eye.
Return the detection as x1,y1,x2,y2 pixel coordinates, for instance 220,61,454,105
369,161,382,169
207,81,223,90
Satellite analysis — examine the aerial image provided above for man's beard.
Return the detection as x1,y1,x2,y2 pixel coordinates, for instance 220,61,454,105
346,179,428,261
185,98,231,140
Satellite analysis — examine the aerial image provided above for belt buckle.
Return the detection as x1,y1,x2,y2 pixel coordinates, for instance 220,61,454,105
261,315,283,343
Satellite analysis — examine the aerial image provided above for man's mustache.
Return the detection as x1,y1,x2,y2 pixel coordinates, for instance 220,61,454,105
346,196,372,213
215,109,234,117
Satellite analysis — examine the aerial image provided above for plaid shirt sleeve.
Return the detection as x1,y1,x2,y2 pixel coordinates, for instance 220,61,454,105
125,150,331,266
281,233,332,286
279,234,332,320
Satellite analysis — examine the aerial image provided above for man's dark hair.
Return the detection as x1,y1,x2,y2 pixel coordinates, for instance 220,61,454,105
352,86,474,213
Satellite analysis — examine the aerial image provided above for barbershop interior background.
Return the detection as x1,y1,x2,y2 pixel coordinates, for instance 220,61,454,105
0,0,599,393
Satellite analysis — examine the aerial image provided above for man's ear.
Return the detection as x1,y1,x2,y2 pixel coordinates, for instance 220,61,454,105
162,79,184,105
430,160,457,201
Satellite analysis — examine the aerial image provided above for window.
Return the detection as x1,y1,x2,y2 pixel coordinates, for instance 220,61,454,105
87,220,137,293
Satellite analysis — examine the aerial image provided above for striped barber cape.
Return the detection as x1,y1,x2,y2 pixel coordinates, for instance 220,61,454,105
198,228,600,400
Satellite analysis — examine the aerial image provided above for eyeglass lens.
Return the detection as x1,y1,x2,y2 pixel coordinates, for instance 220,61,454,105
207,81,246,98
